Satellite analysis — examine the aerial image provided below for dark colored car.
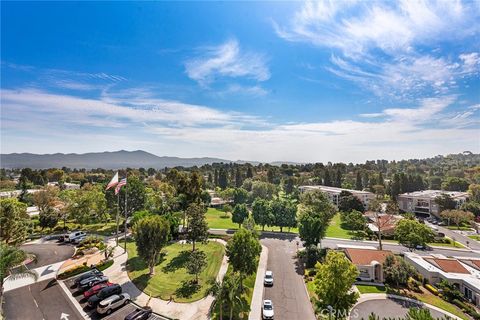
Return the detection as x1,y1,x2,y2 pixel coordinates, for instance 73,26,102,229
87,284,122,308
83,282,114,299
74,269,103,286
79,275,109,290
124,307,152,320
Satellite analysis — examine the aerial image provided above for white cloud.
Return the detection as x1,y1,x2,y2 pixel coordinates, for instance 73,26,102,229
275,0,480,99
1,87,478,163
184,39,270,86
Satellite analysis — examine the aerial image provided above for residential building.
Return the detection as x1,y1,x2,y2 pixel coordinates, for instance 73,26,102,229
298,185,375,209
344,247,393,282
397,190,469,218
364,212,403,236
405,252,480,306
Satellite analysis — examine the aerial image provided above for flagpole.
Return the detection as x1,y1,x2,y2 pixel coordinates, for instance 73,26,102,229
115,190,120,247
124,170,128,253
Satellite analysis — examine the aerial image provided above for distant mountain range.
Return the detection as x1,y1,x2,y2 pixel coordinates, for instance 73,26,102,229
0,150,297,169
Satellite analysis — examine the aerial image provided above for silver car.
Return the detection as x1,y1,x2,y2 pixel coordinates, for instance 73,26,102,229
264,270,273,286
96,293,131,315
262,299,274,319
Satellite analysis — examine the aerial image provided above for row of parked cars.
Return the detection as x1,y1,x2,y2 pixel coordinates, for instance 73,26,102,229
73,268,153,319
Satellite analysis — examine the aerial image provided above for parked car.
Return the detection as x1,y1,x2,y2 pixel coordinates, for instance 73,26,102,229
65,231,86,243
83,282,115,299
71,234,87,244
264,270,273,286
262,300,274,320
74,269,103,287
97,293,131,315
87,284,122,308
79,275,109,291
124,307,152,320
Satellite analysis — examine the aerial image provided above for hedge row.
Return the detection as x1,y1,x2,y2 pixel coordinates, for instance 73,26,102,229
57,259,114,280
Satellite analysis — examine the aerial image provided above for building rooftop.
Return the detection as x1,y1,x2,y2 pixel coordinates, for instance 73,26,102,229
299,185,373,195
398,190,469,199
425,258,470,274
344,248,392,265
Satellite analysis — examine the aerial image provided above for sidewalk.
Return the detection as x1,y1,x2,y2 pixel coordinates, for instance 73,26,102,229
104,238,229,320
3,260,65,292
248,245,268,320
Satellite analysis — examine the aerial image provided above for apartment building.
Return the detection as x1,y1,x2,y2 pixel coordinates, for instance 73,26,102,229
405,252,480,306
298,185,375,209
397,190,469,218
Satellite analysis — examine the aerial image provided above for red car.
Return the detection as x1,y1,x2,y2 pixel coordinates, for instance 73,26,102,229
83,282,114,299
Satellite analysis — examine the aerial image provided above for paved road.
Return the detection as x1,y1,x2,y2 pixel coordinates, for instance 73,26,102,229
351,298,447,319
432,224,480,251
3,279,83,320
261,237,316,320
21,242,75,268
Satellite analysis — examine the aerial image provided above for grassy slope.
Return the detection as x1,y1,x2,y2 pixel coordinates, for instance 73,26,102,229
356,284,386,294
325,213,352,239
126,240,224,303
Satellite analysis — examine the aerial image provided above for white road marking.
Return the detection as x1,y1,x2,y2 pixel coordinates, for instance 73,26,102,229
33,298,39,308
60,312,70,320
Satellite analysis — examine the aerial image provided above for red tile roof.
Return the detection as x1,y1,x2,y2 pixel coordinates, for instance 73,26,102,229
344,248,393,265
425,258,470,274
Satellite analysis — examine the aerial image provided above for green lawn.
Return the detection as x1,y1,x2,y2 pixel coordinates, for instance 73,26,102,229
428,238,466,248
468,235,480,241
126,240,225,302
356,284,386,294
409,287,469,320
325,213,354,239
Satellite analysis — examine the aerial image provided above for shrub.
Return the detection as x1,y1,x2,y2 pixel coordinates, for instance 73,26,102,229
308,269,317,277
425,284,438,295
57,259,113,280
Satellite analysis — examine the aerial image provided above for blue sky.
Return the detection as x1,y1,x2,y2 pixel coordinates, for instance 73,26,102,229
1,1,479,163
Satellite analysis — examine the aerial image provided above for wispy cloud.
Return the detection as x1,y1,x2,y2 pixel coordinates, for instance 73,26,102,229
274,0,480,99
184,39,270,86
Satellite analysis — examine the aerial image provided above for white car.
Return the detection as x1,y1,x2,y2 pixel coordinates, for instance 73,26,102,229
262,299,274,320
65,231,86,243
96,293,131,315
264,270,273,286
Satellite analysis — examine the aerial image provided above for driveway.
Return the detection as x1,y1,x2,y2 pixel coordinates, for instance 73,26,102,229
3,279,83,320
351,298,449,320
21,242,75,268
261,236,316,320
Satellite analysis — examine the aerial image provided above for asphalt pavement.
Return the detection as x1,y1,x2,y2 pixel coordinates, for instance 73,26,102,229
21,242,75,268
261,237,316,320
3,279,83,320
351,298,447,319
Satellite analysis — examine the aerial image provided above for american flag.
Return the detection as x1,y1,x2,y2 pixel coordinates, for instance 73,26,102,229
115,178,127,195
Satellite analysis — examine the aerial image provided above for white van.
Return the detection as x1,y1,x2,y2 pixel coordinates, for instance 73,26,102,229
65,231,86,243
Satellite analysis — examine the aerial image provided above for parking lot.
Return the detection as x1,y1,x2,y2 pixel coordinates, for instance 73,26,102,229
63,273,168,320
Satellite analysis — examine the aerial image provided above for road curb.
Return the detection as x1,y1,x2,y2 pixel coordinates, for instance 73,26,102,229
248,244,268,320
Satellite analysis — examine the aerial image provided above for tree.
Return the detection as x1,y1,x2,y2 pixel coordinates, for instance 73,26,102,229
218,168,229,190
341,210,366,233
134,215,170,275
0,244,38,303
335,169,342,187
313,251,359,318
440,209,474,228
461,201,480,217
323,170,332,186
207,279,229,320
232,188,248,205
338,191,365,213
186,250,207,284
34,185,60,230
390,173,401,200
373,185,385,199
252,198,273,231
271,198,297,232
298,190,336,247
232,204,249,229
119,175,147,215
186,203,209,251
395,219,435,250
0,198,29,245
226,229,261,288
385,200,400,215
468,184,480,202
434,194,457,212
355,171,363,190
235,168,243,188
250,181,277,200
283,176,296,195
383,254,416,287
68,186,108,225
442,177,469,192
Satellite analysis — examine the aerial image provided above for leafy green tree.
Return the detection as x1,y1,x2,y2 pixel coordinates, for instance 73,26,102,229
207,278,229,320
232,188,248,205
186,203,209,251
434,194,457,212
355,171,363,190
461,201,480,217
313,250,359,317
385,200,400,215
0,198,29,245
271,198,297,232
0,244,38,302
118,175,147,216
395,219,435,250
250,181,277,200
235,167,243,188
338,191,365,213
468,184,480,202
134,215,170,275
232,204,249,229
383,254,416,287
131,210,153,227
186,250,207,284
283,176,296,195
218,168,229,190
442,177,469,192
68,186,108,225
323,170,332,186
226,229,261,288
440,209,474,228
252,198,273,231
34,185,60,230
341,210,366,232
298,190,336,247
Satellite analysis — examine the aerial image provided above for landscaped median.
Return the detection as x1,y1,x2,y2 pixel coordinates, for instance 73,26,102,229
126,239,225,302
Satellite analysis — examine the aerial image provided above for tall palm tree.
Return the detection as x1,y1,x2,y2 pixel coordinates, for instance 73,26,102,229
207,279,228,320
0,244,38,306
225,274,248,320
